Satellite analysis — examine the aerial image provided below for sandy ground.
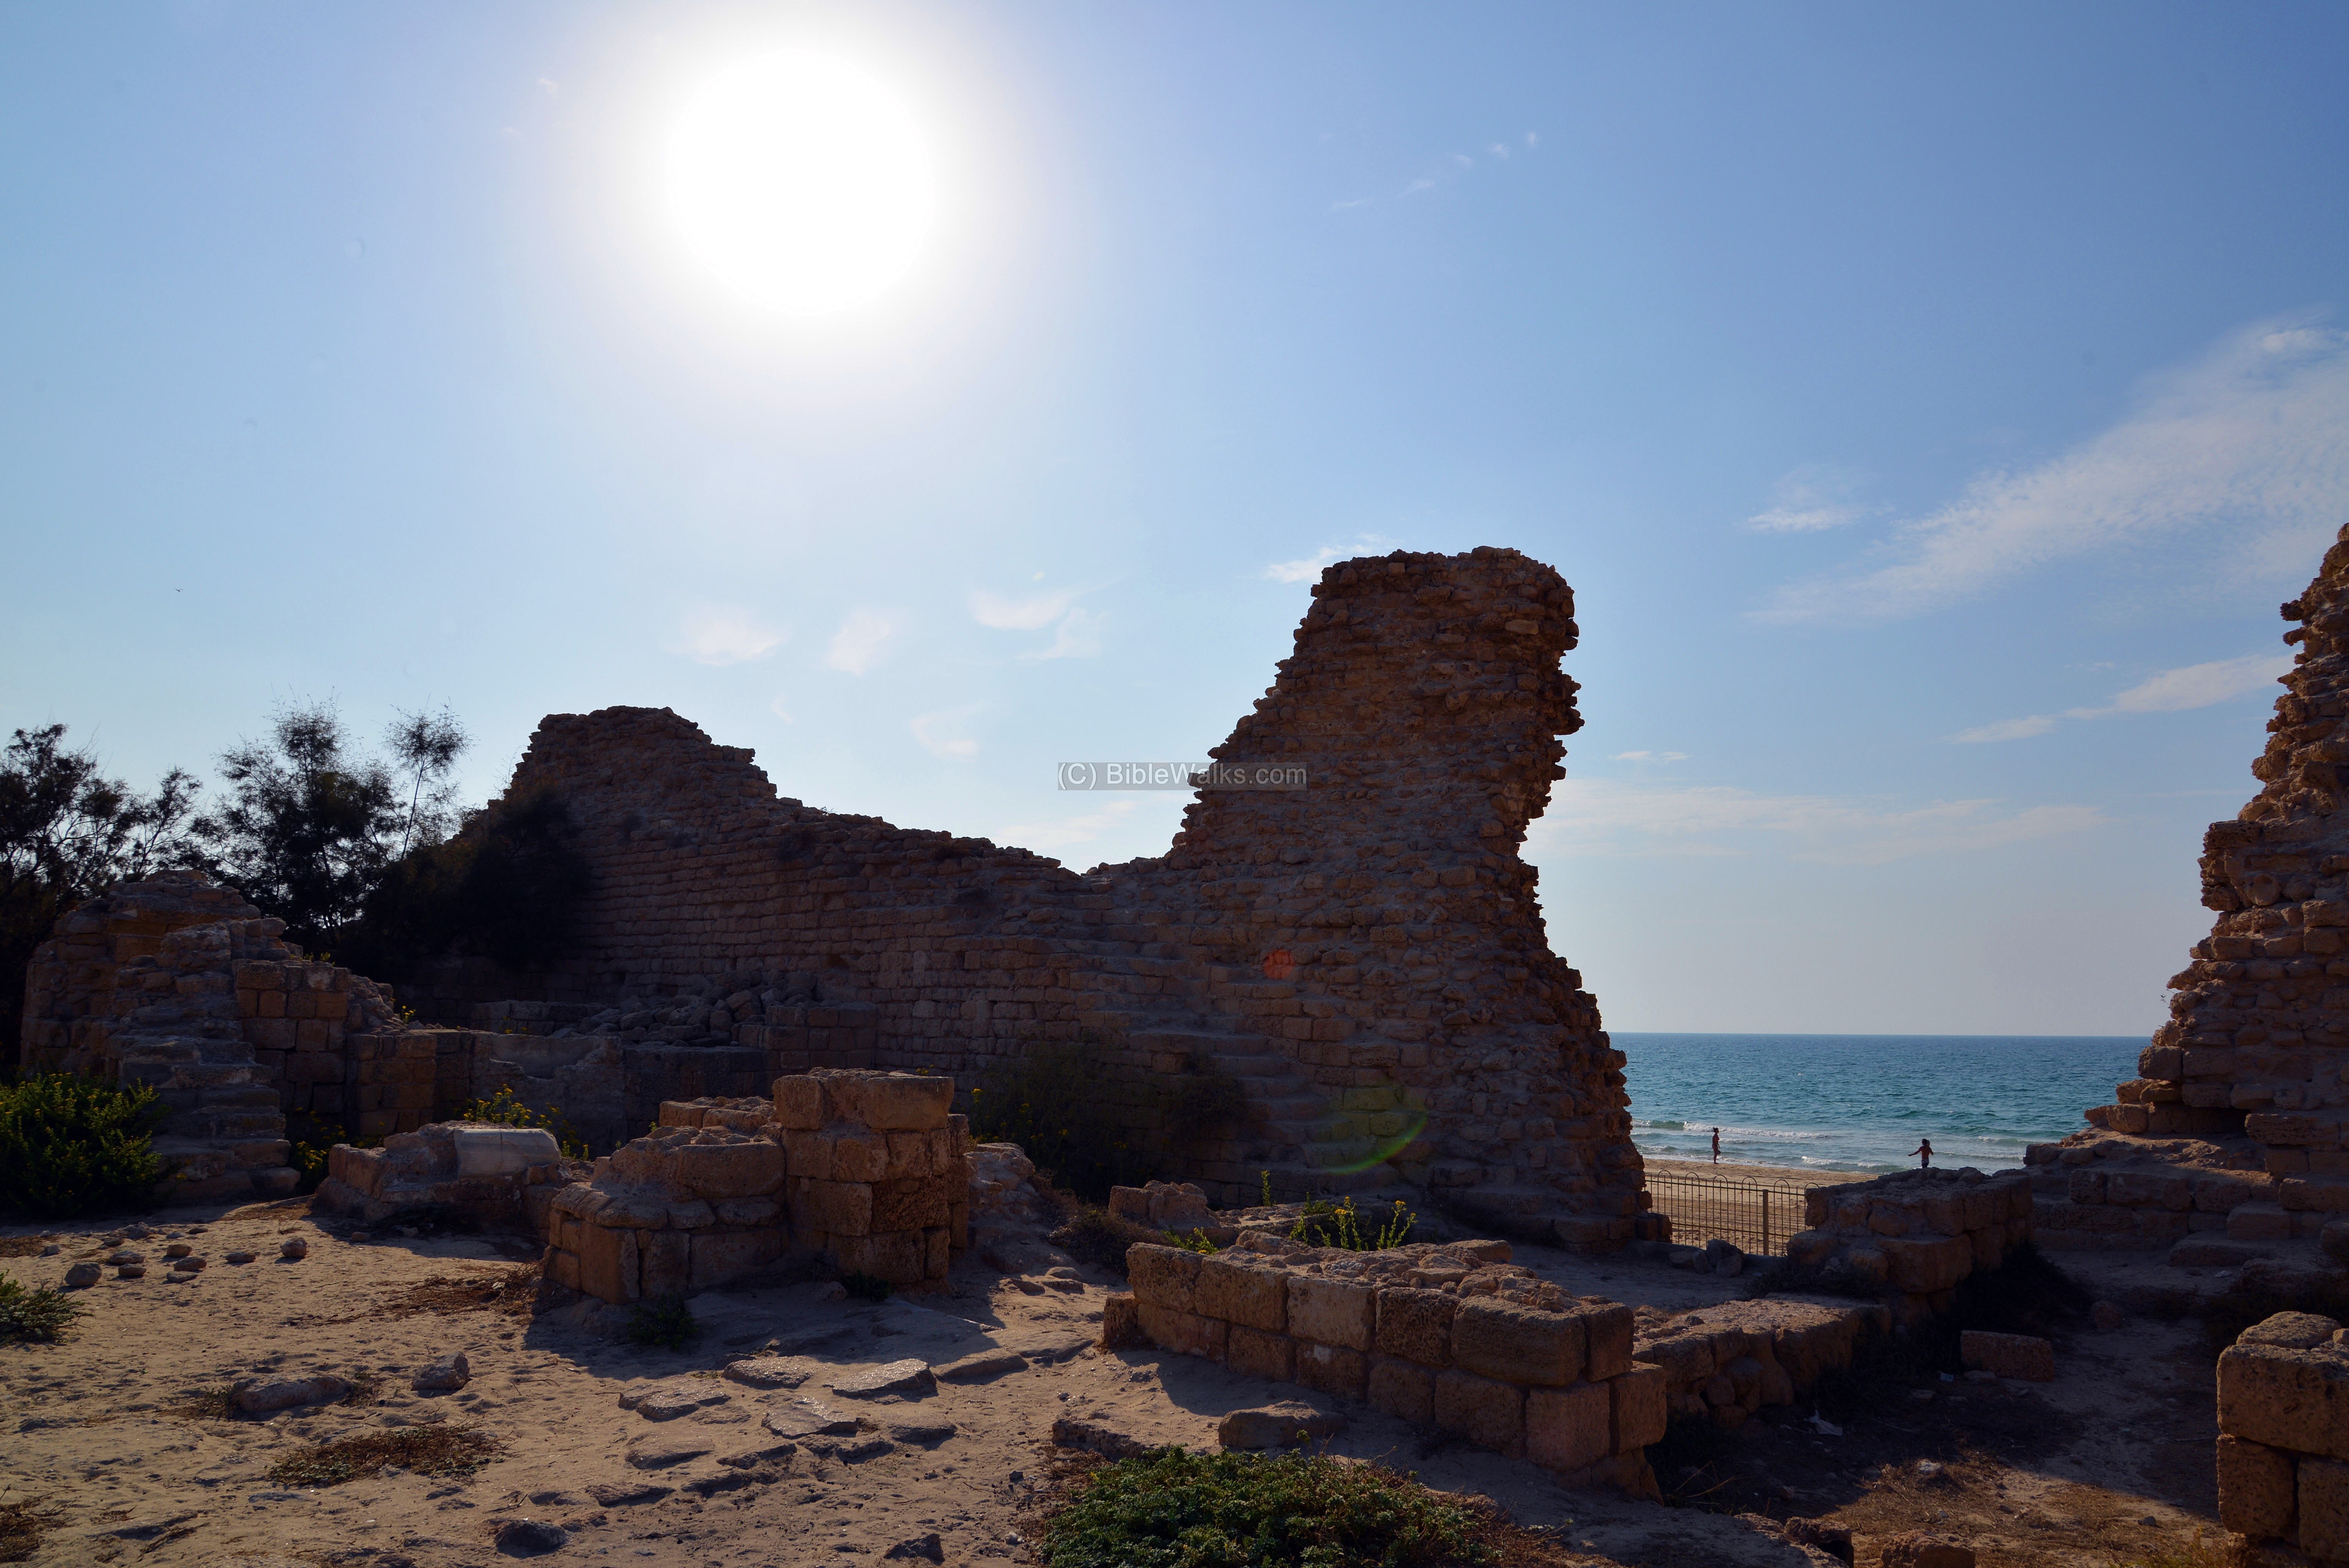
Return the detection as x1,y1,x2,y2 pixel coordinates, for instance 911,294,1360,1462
0,1198,2235,1568
1644,1160,1876,1191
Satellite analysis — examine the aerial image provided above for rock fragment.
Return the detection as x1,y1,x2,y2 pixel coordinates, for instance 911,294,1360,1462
412,1353,471,1393
828,1360,936,1399
279,1238,308,1260
493,1517,567,1556
234,1374,353,1414
1218,1402,1347,1451
63,1262,100,1289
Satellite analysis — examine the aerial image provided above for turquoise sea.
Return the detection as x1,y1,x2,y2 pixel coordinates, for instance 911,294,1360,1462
1616,1033,2141,1176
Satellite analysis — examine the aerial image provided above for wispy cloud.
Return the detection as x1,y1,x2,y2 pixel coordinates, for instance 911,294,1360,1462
970,584,1106,660
997,798,1140,853
1612,750,1691,762
970,586,1082,631
1531,780,2106,864
1020,608,1106,661
822,609,902,675
670,607,786,666
768,694,793,724
1946,653,2290,742
909,705,982,759
1745,466,1867,534
1266,533,1401,584
1759,318,2349,623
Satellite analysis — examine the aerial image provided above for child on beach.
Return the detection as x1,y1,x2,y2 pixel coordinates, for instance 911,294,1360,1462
1711,1128,1721,1164
1914,1138,1933,1168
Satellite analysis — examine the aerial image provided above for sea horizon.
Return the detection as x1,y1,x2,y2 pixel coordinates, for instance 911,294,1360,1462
1612,1031,2140,1177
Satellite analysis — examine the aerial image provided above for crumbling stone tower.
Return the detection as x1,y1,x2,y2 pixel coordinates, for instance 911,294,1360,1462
2093,521,2349,1175
396,548,1650,1247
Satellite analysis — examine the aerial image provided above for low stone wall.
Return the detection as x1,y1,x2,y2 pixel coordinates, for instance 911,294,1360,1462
1112,1235,1665,1492
315,1120,587,1226
772,1070,971,1287
540,1121,792,1301
1630,1300,1890,1429
2216,1310,2349,1560
2026,1136,2275,1255
536,1071,973,1303
1786,1167,2034,1321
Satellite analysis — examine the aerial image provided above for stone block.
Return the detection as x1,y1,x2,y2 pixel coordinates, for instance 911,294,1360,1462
773,1076,828,1130
1226,1326,1296,1382
2306,1457,2349,1562
832,1073,954,1131
781,1128,832,1181
1375,1288,1457,1367
1880,1235,1974,1294
1194,1256,1286,1333
1367,1357,1434,1425
2232,1202,2296,1240
1433,1369,1525,1458
1452,1296,1584,1386
824,1130,886,1184
1959,1331,2055,1381
1126,1244,1201,1313
454,1125,561,1177
641,1230,691,1297
885,1133,932,1180
690,1228,786,1289
1295,1341,1367,1402
832,1230,926,1285
2217,1434,2296,1540
578,1224,640,1303
788,1179,873,1238
924,1225,950,1279
1137,1303,1226,1362
870,1178,949,1232
1611,1363,1671,1451
546,1247,581,1292
1526,1381,1611,1474
1578,1303,1634,1380
673,1140,785,1199
1286,1274,1376,1351
2219,1341,2349,1460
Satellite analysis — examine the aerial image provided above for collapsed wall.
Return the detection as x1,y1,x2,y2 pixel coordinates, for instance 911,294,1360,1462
401,548,1649,1246
2035,522,2349,1260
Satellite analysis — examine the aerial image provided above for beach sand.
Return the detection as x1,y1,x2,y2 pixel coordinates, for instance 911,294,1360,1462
1643,1156,1875,1190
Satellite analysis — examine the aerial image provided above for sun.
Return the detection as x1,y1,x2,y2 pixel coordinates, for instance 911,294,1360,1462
667,51,937,317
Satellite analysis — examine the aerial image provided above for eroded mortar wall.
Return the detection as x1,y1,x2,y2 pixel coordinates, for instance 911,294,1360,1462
403,548,1648,1244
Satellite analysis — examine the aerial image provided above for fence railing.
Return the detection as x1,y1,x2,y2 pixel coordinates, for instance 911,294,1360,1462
1643,1171,1811,1256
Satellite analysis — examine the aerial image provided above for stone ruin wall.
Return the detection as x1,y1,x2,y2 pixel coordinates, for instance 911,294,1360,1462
2029,521,2349,1257
403,547,1649,1245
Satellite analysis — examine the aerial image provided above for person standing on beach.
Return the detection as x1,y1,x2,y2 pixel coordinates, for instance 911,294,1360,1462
1711,1128,1721,1164
1914,1138,1933,1168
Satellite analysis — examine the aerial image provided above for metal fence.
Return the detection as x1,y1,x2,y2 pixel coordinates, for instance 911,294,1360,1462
1643,1171,1809,1256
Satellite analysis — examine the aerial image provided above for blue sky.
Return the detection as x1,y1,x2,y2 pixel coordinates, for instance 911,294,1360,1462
5,2,2347,1035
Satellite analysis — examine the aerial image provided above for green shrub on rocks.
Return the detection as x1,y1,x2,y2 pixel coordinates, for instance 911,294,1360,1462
0,1072,170,1219
1040,1448,1497,1568
624,1294,700,1350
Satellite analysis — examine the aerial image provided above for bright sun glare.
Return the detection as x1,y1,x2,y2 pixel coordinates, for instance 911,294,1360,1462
667,51,937,317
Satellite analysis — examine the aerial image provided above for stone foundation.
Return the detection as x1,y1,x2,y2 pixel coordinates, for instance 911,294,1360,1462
1785,1167,2035,1321
538,1071,973,1303
1112,1235,1664,1492
1629,1299,1890,1428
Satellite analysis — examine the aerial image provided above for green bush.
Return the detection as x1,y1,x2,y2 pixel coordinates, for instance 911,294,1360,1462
454,1085,588,1158
0,1275,86,1344
0,1072,171,1219
1040,1448,1495,1568
1289,1195,1417,1251
1051,1206,1164,1275
625,1294,700,1350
